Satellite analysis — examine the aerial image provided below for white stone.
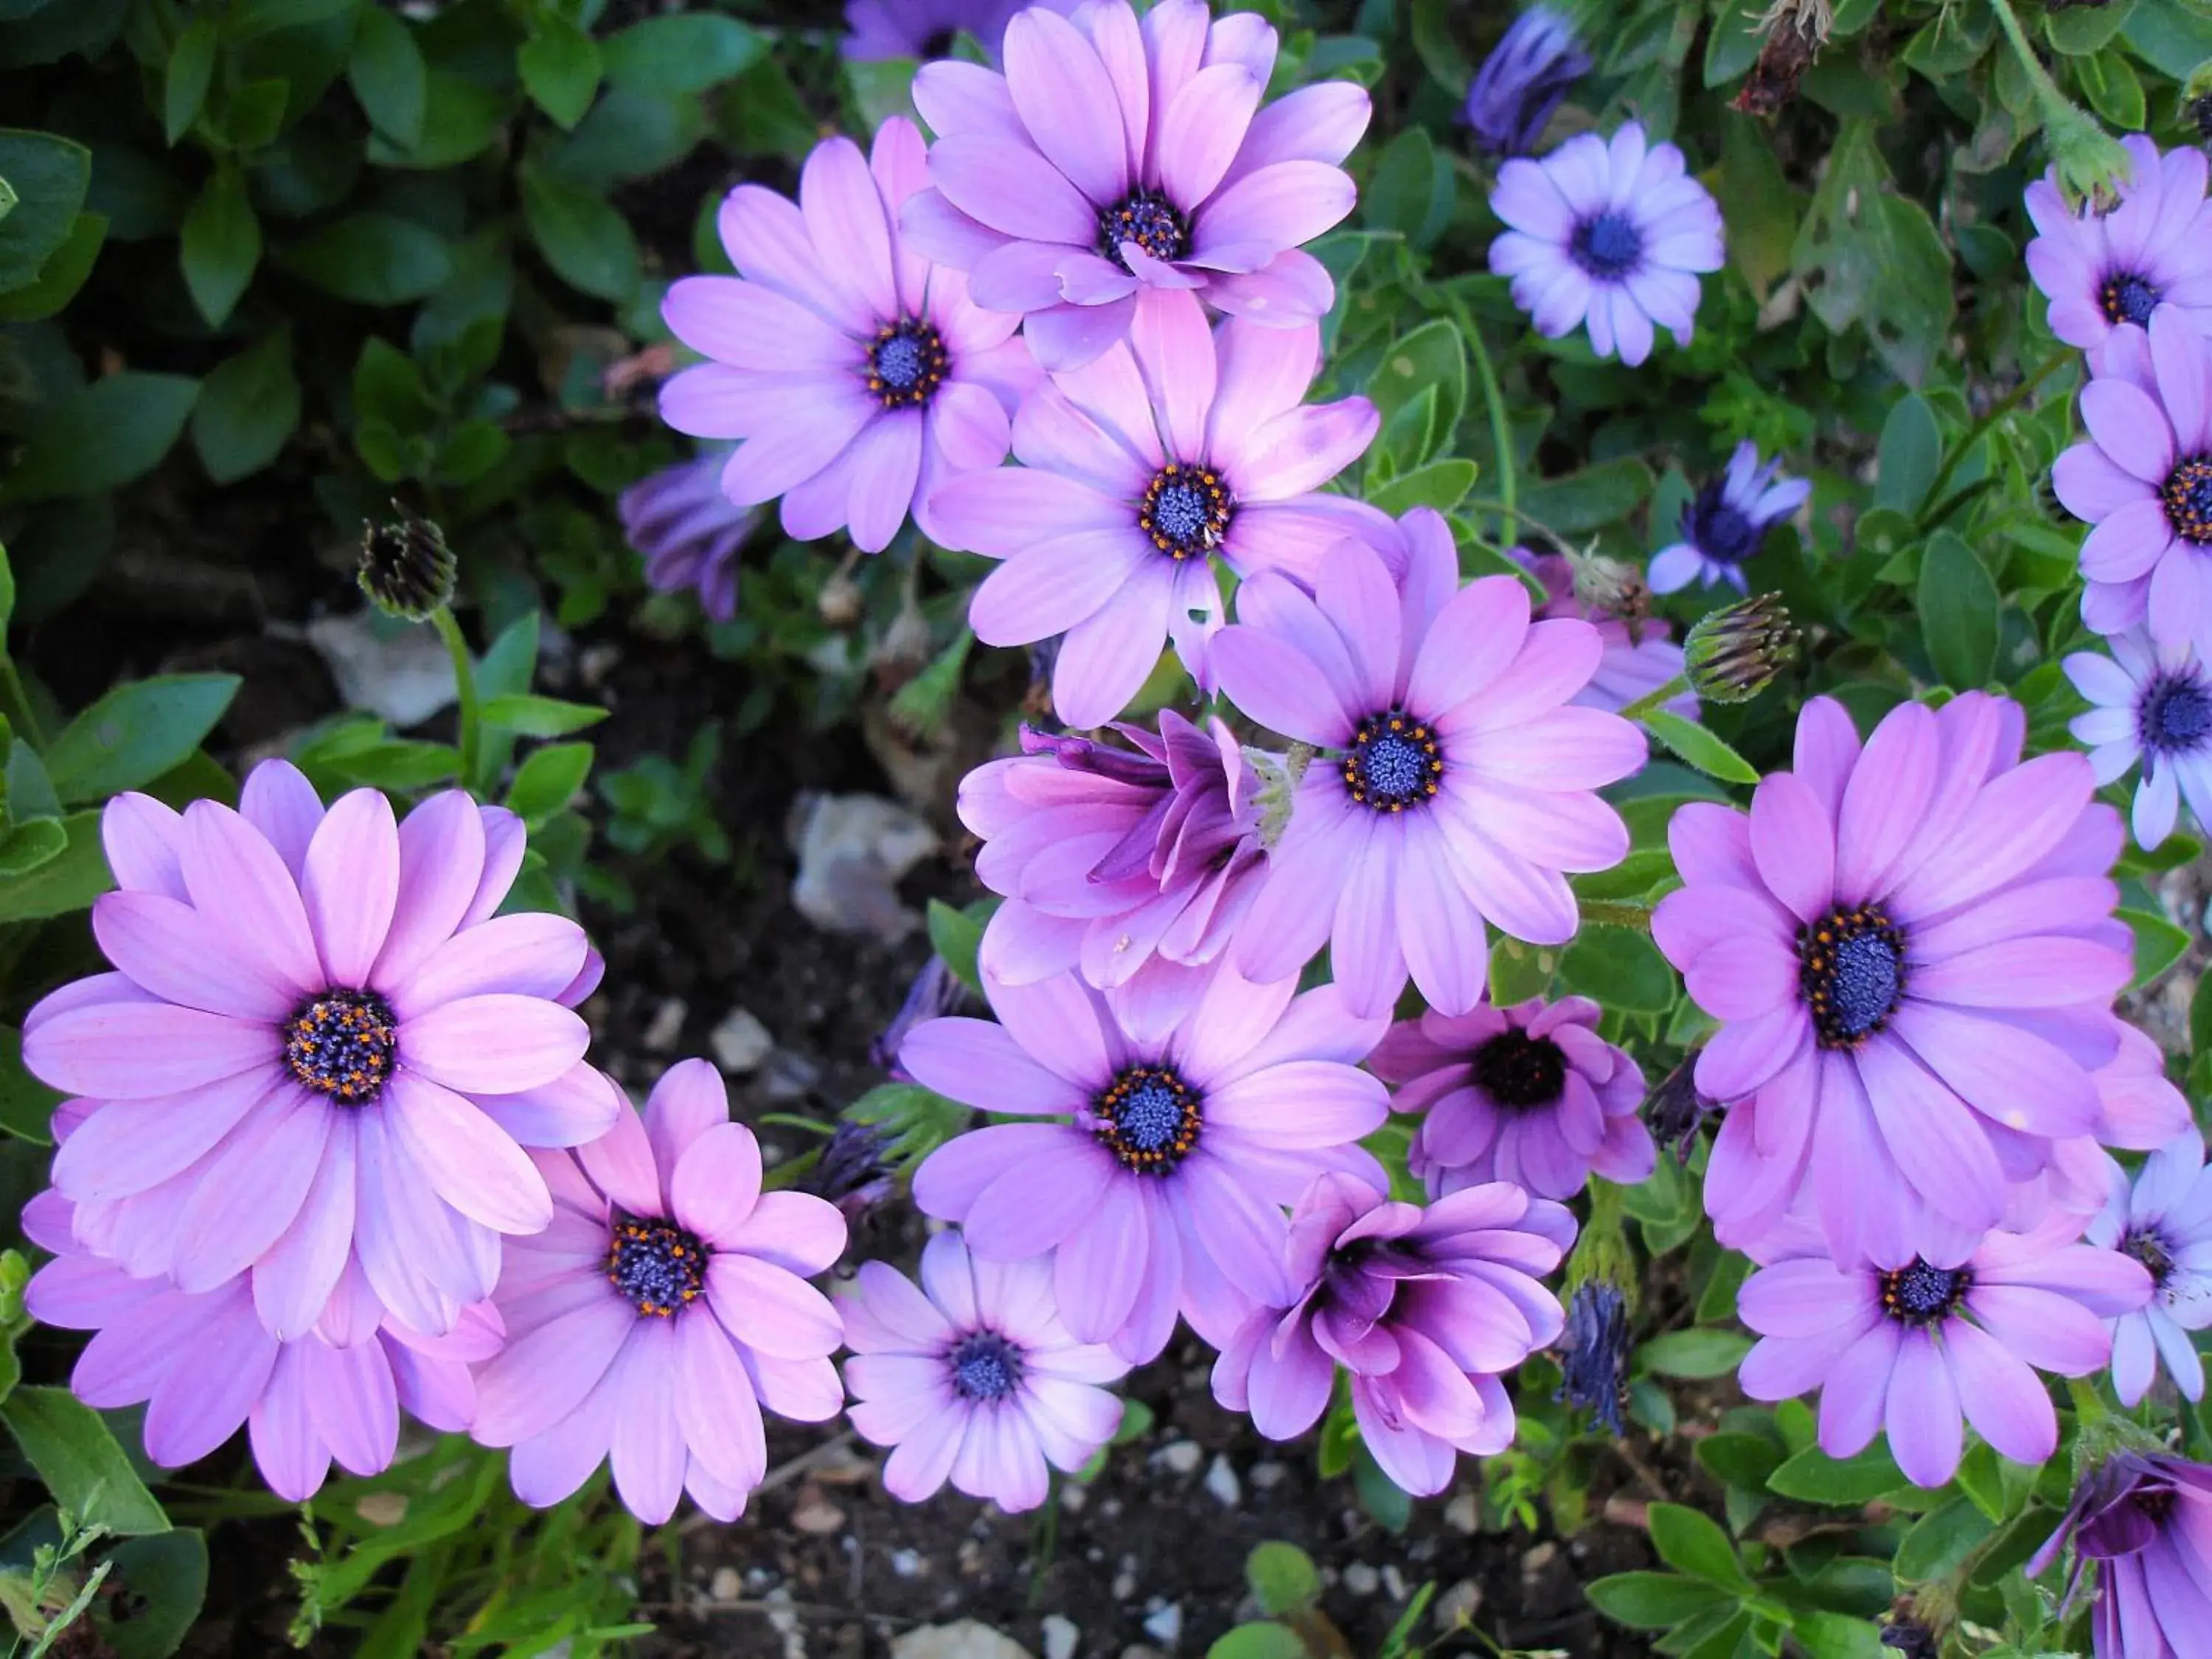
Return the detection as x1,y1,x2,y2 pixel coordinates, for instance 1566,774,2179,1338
1203,1455,1241,1508
1343,1562,1380,1596
892,1621,1035,1659
709,1567,741,1603
1140,1604,1183,1648
1040,1615,1080,1659
641,998,686,1053
1156,1440,1202,1475
1248,1460,1287,1490
1444,1492,1480,1534
1434,1580,1482,1632
1382,1565,1408,1601
303,611,459,729
709,1006,774,1074
891,1549,925,1579
788,793,940,940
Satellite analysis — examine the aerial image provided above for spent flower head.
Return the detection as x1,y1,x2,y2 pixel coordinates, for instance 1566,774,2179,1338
1463,9,1590,159
358,504,456,621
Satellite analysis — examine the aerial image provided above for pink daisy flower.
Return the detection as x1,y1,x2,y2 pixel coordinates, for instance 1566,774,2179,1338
1514,547,1694,717
2025,133,2212,369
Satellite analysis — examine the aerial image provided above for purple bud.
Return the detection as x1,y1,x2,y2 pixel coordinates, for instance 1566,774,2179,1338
1555,1281,1631,1435
871,956,978,1077
1644,1061,1715,1163
807,1121,895,1226
1464,9,1591,159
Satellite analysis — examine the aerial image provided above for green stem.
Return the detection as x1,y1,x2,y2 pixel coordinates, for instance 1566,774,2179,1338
1459,495,1576,558
1447,290,1517,547
1618,674,1691,723
1921,345,2073,514
0,659,44,751
429,607,482,795
1984,0,2081,128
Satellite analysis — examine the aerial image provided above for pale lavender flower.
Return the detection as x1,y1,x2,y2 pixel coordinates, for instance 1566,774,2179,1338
621,451,760,623
1515,548,1694,716
2064,627,2212,849
1648,442,1810,594
2085,1128,2212,1405
2028,1450,2212,1658
2025,133,2212,369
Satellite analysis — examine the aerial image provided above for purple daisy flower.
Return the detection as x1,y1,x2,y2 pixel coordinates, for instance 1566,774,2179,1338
840,1231,1130,1510
22,760,619,1340
620,451,760,624
1489,122,1723,367
1464,8,1590,160
1736,1216,2150,1488
900,0,1370,370
1374,995,1655,1203
1211,527,1645,1020
471,1060,849,1524
2085,1128,2212,1405
961,712,1267,1001
2025,133,2212,369
23,1178,497,1502
658,116,1038,555
2028,1450,2212,1658
929,288,1382,726
841,0,1070,63
2054,309,2212,654
1209,1173,1571,1497
903,964,1390,1365
1515,547,1694,716
1652,692,2138,1266
1647,442,1810,595
2064,627,2212,849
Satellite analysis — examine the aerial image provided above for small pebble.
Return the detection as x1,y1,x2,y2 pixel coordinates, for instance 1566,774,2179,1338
1343,1562,1380,1596
1521,1541,1559,1579
1111,1571,1137,1602
1041,1615,1080,1659
1434,1579,1483,1631
709,1567,742,1603
1157,1440,1203,1475
1382,1565,1408,1601
641,997,687,1052
709,1006,774,1074
1061,1481,1088,1513
762,1050,822,1102
791,1492,846,1535
1141,1604,1183,1648
891,1549,925,1579
355,1492,407,1526
1444,1492,1480,1534
1203,1455,1241,1508
1248,1461,1287,1491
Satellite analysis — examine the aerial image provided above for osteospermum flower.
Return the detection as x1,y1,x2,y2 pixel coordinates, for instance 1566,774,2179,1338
841,0,1061,62
904,964,1389,1365
1489,122,1723,366
2028,1450,2212,1658
2064,627,2212,849
1211,527,1644,1019
1647,442,1810,595
961,714,1267,1001
23,760,618,1340
1652,692,2138,1265
1464,9,1590,159
2054,309,2212,653
658,117,1037,554
1375,995,1655,1202
1210,1174,1571,1496
1515,547,1693,716
1736,1217,2150,1487
620,451,759,624
930,289,1382,726
841,1231,1130,1510
2025,133,2212,367
2086,1129,2212,1405
900,0,1369,369
471,1062,846,1524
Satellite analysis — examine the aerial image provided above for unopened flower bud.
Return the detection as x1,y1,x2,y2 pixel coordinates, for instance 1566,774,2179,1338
1683,592,1797,704
1463,7,1590,159
358,504,456,621
1644,1060,1717,1163
1878,1620,1938,1659
806,1121,895,1228
2045,100,2137,212
1556,1281,1632,1435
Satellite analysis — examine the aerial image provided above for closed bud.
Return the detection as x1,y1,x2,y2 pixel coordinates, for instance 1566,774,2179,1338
1556,1281,1632,1436
1683,592,1797,703
1644,1060,1717,1163
358,504,456,621
818,571,865,628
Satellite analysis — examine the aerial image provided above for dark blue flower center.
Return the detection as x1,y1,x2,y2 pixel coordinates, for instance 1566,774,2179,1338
2100,271,2160,327
2126,1226,2176,1288
1343,710,1444,812
1095,1064,1201,1173
285,990,397,1104
1138,462,1232,559
867,319,948,410
1472,1029,1568,1108
606,1217,709,1318
1879,1259,1969,1327
1798,905,1907,1048
2141,673,2212,755
947,1331,1023,1401
1097,187,1189,271
2162,456,2212,543
1688,491,1759,566
1568,210,1643,279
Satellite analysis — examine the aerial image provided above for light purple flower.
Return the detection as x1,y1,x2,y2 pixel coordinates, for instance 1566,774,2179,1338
23,1175,496,1502
2086,1128,2212,1405
620,451,760,623
961,712,1266,1001
840,1231,1129,1510
21,759,619,1340
1647,442,1809,595
1210,1174,1571,1497
1489,122,1722,366
903,964,1390,1365
1515,547,1694,716
1736,1216,2150,1488
929,288,1382,726
658,117,1037,554
2065,627,2212,849
1211,524,1645,1020
2053,309,2212,655
1374,995,1655,1203
1652,692,2138,1267
471,1060,849,1524
2028,1450,2212,1658
841,0,1066,63
1464,8,1590,160
2025,134,2212,369
900,0,1369,369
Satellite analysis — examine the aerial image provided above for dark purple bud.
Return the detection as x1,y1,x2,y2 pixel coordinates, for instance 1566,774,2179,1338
1878,1621,1938,1659
871,956,979,1077
807,1121,894,1225
1464,9,1591,159
1644,1061,1715,1163
1554,1281,1631,1435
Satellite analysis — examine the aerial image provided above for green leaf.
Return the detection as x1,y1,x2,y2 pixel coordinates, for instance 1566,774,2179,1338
1362,125,1453,248
928,897,986,995
519,15,602,131
1368,458,1475,517
44,674,240,803
163,18,219,145
1366,319,1467,468
1894,1495,1996,1583
1245,1542,1321,1616
1559,924,1677,1012
348,6,426,148
369,69,512,168
1789,1610,1885,1659
0,816,65,875
2047,0,2135,52
0,1026,60,1144
0,209,105,321
0,129,90,292
1874,393,1941,518
1647,1503,1753,1591
1205,1626,1308,1659
178,163,260,328
191,329,301,484
1639,710,1760,786
844,1080,973,1169
278,212,452,305
97,1528,208,1659
602,13,766,92
1918,531,2000,689
1,372,198,504
1766,1443,1910,1506
1585,1571,1731,1630
2122,906,2191,990
505,742,593,825
2077,46,2146,128
220,77,289,152
1,1388,168,1536
477,694,607,738
1694,1433,1784,1493
1639,1328,1753,1379
1521,456,1655,533
0,811,111,922
520,161,639,302
1790,122,1955,386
